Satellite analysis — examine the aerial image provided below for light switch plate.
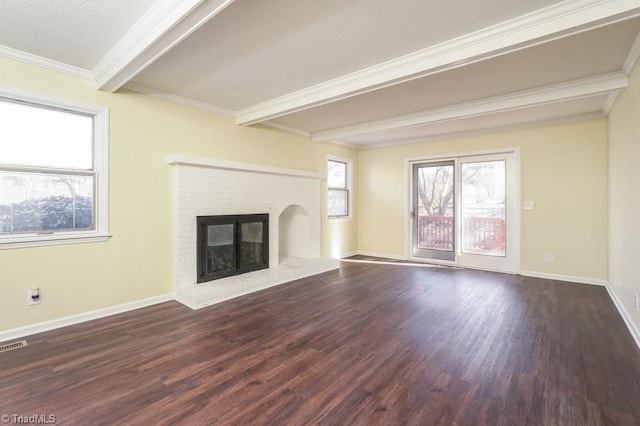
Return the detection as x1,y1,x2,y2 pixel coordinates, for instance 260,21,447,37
523,201,534,210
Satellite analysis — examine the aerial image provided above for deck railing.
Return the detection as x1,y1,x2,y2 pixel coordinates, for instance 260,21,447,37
418,215,454,251
418,215,505,253
464,217,505,252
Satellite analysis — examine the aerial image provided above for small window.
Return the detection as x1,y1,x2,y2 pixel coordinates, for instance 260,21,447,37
327,157,352,218
0,89,109,248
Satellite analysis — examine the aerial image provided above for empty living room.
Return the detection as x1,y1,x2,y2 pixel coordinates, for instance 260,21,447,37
2,1,640,424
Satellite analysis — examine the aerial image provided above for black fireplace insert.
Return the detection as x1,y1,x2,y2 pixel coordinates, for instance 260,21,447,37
197,214,269,283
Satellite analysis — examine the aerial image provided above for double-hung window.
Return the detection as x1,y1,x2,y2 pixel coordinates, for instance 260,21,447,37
327,156,352,219
0,89,109,248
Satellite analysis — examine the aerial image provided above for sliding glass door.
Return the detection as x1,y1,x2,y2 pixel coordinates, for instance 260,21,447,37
410,152,519,273
412,161,455,261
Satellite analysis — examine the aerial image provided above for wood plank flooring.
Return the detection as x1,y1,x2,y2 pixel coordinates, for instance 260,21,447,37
2,262,640,425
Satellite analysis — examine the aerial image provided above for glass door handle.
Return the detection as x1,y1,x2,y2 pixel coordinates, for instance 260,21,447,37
410,210,416,219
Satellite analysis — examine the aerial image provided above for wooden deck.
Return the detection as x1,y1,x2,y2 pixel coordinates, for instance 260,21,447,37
1,262,639,425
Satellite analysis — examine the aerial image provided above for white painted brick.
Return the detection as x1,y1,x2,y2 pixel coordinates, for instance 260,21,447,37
171,161,325,307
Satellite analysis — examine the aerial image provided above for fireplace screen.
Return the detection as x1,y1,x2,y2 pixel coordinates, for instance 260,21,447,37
197,214,269,283
240,222,265,270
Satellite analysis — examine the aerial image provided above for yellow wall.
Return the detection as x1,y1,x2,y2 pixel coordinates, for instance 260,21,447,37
0,54,614,333
357,119,609,280
609,61,640,331
0,57,357,332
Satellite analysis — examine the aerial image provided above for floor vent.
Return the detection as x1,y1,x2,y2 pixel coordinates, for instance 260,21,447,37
0,340,28,353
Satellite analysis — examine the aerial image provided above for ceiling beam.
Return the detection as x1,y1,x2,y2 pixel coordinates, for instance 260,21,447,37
236,0,640,126
94,0,236,92
622,31,640,75
311,72,628,143
356,112,607,150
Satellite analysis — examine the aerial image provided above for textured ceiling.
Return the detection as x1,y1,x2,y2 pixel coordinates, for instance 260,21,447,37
338,96,608,145
0,0,638,147
0,0,156,69
272,19,639,133
133,0,564,109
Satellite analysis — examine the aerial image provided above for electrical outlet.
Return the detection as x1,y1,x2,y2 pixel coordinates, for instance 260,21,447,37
545,253,554,263
28,288,41,306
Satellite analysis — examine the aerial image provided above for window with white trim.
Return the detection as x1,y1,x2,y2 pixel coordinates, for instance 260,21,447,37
0,90,109,248
327,157,352,218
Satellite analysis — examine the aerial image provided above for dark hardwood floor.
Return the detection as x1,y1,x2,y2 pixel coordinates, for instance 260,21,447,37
2,262,640,425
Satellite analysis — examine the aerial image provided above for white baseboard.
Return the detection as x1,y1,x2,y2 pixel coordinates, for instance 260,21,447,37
605,285,640,351
520,270,606,286
0,293,174,343
338,251,358,259
356,250,407,261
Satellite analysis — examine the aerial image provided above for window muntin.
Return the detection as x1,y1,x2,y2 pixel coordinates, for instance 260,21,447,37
327,159,351,218
0,91,108,247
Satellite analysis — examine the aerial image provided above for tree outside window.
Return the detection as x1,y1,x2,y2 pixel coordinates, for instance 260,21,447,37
0,90,109,248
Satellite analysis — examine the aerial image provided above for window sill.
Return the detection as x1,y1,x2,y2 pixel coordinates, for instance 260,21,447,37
0,233,112,250
328,216,353,222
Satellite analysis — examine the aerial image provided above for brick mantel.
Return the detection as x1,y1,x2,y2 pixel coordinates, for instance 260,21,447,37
166,155,324,179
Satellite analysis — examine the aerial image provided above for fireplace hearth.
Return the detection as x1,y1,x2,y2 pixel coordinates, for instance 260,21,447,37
197,214,269,283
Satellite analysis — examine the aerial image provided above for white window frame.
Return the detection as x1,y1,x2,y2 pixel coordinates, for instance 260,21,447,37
327,155,353,220
0,86,110,249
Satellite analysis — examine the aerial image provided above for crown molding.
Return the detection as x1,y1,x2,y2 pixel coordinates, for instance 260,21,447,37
603,92,620,114
623,32,640,75
95,0,236,92
312,72,627,143
256,121,360,147
236,0,640,126
124,82,233,115
353,112,606,150
0,45,93,80
261,121,311,138
322,138,359,149
608,30,640,113
124,83,316,140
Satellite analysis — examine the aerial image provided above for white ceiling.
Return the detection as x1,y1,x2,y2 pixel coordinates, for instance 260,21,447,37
0,0,156,70
133,0,563,109
0,0,639,148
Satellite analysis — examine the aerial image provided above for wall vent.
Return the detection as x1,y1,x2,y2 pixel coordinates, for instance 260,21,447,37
0,340,28,353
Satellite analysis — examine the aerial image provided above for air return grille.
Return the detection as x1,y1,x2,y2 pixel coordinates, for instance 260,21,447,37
0,340,27,353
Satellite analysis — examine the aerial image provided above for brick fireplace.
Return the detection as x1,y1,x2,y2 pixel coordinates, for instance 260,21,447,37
168,155,339,309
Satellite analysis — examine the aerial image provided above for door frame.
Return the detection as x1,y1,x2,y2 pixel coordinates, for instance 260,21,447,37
404,147,521,274
411,160,456,261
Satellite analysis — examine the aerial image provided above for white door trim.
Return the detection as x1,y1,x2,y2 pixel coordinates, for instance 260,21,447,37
405,147,521,274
